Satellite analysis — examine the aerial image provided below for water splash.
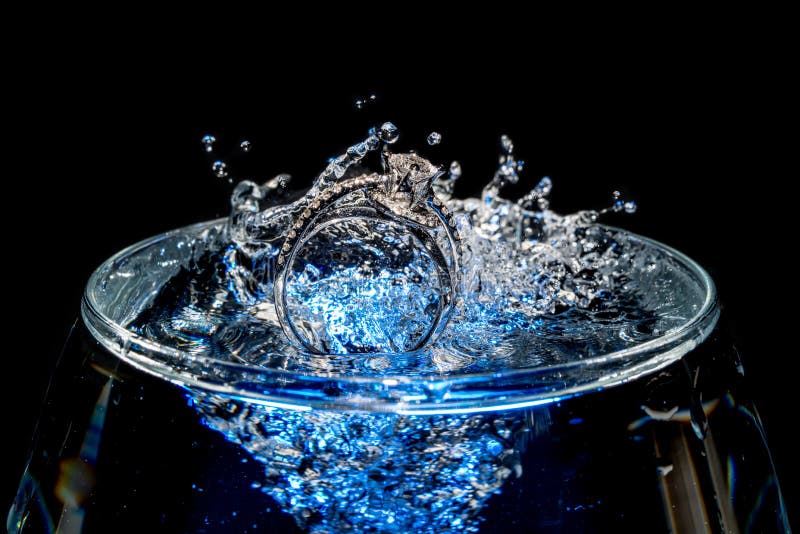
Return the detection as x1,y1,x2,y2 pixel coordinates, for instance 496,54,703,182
433,161,461,200
602,190,638,215
217,126,645,354
129,124,669,370
317,121,398,183
517,176,552,210
111,123,720,532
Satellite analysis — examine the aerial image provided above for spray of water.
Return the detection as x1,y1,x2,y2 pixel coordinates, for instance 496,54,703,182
221,124,640,354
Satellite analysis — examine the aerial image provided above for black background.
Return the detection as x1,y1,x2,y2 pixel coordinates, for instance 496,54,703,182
4,34,795,527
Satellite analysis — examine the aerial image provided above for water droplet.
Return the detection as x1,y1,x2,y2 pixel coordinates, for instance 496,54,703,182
535,177,553,197
202,135,216,153
427,132,442,145
212,161,228,178
355,99,366,109
369,93,377,102
624,201,637,214
612,190,622,200
500,135,514,154
378,122,399,144
657,464,673,476
449,161,462,179
240,140,251,153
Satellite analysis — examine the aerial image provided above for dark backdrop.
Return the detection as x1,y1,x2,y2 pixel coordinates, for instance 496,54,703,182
5,50,794,525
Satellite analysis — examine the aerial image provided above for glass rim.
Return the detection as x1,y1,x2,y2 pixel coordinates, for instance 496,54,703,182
82,218,719,414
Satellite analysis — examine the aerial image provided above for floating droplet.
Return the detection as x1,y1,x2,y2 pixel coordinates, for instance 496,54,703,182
427,132,442,145
624,201,637,214
240,140,251,153
202,135,216,153
612,190,622,200
500,135,514,154
378,122,399,144
212,161,228,178
355,99,366,109
449,161,462,179
369,93,377,102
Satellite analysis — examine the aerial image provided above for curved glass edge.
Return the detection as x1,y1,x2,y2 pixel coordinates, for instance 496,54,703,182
82,219,720,414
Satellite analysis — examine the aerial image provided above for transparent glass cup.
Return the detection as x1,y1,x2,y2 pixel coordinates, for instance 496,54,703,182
8,220,790,533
